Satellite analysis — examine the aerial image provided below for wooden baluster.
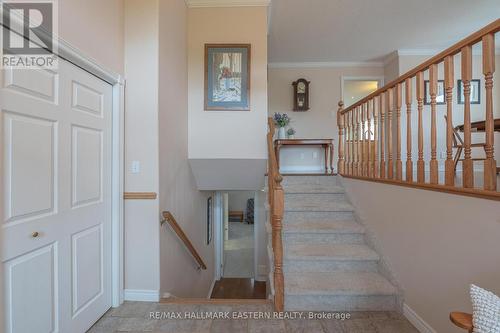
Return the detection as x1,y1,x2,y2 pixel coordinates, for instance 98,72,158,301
346,111,351,175
337,101,345,174
272,177,284,312
429,64,439,184
354,107,360,176
461,46,474,188
350,111,354,175
444,56,455,186
367,99,373,177
405,78,413,182
379,92,386,179
373,95,379,178
482,34,497,191
387,88,394,179
361,104,366,176
395,83,403,180
416,72,425,183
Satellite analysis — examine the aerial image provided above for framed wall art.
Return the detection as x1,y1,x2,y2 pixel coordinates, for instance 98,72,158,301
204,44,251,111
457,79,481,104
424,80,445,105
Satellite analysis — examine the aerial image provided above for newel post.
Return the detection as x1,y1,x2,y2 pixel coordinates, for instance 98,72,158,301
337,101,345,174
272,176,284,312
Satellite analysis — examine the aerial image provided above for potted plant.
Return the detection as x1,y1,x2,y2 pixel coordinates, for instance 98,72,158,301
287,128,296,139
273,113,290,139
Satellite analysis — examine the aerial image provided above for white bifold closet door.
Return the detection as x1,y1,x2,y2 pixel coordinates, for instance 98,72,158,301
1,57,113,333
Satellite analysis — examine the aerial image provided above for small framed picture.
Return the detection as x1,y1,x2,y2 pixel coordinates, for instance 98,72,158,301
204,44,251,111
457,79,481,104
206,196,213,245
424,80,445,105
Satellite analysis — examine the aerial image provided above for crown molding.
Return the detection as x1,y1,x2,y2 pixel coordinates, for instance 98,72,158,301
268,61,384,69
185,0,270,8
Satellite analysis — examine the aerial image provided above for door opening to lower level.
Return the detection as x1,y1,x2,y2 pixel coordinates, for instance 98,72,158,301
211,191,267,300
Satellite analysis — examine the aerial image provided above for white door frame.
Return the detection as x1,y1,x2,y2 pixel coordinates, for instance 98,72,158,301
0,17,126,308
213,192,224,281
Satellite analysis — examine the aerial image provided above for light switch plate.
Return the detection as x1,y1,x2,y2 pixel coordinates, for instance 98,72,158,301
131,160,141,174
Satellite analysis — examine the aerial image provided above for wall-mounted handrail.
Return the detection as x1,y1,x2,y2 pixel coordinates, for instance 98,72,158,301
161,211,207,270
337,19,500,199
267,117,285,312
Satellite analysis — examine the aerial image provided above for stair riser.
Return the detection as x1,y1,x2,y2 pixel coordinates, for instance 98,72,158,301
285,295,397,312
285,193,353,212
284,233,364,244
281,176,340,186
284,211,356,224
284,260,378,273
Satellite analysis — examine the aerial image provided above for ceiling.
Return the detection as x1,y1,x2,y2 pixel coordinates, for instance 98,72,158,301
268,0,500,63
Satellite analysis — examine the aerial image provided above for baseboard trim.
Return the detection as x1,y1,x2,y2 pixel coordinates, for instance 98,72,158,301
403,303,437,333
207,279,216,299
124,289,160,302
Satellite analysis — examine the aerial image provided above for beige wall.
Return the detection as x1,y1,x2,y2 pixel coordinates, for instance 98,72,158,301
187,7,268,160
342,177,500,333
268,66,384,172
123,0,160,296
158,0,214,298
59,0,124,74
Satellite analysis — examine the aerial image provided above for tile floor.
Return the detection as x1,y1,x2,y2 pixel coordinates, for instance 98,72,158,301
87,301,420,333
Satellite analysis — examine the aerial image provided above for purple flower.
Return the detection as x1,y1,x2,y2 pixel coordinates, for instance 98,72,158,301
273,112,291,128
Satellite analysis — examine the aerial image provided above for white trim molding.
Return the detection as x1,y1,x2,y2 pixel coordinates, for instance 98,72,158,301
268,61,384,69
124,289,160,302
185,0,270,7
403,303,437,333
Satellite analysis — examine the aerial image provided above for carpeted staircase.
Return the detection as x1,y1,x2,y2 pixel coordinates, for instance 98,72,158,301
269,175,400,312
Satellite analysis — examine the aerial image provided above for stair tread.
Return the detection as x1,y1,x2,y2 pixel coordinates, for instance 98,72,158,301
285,271,397,296
283,184,344,194
284,220,364,234
285,243,379,261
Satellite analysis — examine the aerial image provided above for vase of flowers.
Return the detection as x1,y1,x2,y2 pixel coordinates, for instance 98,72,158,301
273,113,290,139
287,128,296,139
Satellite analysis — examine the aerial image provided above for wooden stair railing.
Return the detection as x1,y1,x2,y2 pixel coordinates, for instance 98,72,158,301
161,211,207,270
450,312,473,332
267,117,285,312
337,19,500,201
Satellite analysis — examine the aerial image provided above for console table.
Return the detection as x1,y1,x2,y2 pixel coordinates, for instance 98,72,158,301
274,139,334,174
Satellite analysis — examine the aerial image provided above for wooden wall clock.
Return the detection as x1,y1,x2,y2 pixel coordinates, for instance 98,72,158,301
292,78,310,111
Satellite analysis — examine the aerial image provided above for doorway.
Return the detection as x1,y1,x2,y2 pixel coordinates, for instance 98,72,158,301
211,191,267,299
223,191,255,278
341,76,384,108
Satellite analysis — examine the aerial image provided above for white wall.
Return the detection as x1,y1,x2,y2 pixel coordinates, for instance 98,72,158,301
268,66,384,172
187,7,268,160
342,177,500,333
123,0,160,298
227,191,254,212
254,190,268,281
186,6,268,190
59,0,124,74
158,0,214,298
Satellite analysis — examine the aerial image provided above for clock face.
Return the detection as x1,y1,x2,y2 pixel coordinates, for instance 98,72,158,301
297,81,306,94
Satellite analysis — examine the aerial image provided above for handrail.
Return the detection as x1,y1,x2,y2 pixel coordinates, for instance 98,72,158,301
341,19,500,115
161,211,207,270
337,19,500,197
267,117,285,312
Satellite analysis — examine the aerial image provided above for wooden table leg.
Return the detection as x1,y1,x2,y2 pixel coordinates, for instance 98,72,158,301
330,144,334,174
324,145,328,173
275,145,280,172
